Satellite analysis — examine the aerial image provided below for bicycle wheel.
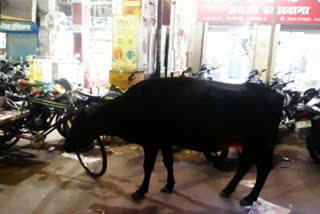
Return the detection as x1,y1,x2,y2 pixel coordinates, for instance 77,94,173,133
0,135,20,148
0,126,20,148
76,137,107,177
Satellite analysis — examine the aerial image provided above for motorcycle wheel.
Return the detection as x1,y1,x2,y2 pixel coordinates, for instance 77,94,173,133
56,109,74,138
203,150,229,163
306,136,320,164
281,110,295,132
56,115,72,138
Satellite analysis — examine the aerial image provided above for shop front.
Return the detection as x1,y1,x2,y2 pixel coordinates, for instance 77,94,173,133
0,0,39,61
197,0,320,90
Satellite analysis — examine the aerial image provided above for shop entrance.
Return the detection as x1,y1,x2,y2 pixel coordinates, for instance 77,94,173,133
202,25,255,84
275,28,320,92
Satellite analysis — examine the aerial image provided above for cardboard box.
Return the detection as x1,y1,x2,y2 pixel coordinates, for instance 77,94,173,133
123,0,141,16
109,71,144,90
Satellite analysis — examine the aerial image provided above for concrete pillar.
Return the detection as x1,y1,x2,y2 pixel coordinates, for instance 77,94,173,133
72,1,90,88
168,0,201,74
253,24,280,82
191,22,204,74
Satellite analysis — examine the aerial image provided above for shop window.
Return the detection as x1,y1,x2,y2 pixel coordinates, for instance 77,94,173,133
57,4,72,17
0,32,6,58
275,31,320,92
91,4,112,17
202,25,255,84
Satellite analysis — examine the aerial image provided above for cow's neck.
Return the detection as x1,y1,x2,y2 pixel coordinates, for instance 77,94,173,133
95,100,124,137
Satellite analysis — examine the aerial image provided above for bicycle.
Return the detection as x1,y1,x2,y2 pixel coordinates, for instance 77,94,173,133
2,80,107,177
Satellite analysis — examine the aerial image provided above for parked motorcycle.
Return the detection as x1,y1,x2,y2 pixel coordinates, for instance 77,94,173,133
300,88,319,104
274,80,299,132
246,69,266,84
295,96,320,163
181,65,220,81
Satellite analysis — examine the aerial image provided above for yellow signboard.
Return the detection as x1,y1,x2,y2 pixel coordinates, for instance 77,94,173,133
112,15,139,72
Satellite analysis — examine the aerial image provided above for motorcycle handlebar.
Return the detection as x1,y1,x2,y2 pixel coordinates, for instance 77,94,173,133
277,80,294,89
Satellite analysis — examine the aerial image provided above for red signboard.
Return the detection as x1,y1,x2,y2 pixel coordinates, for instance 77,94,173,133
197,0,320,24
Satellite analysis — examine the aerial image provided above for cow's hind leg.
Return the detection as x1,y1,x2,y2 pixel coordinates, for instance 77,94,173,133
240,153,273,207
220,152,252,198
132,145,159,201
160,145,175,193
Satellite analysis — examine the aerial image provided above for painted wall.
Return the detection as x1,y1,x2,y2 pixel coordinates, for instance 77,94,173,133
6,32,38,60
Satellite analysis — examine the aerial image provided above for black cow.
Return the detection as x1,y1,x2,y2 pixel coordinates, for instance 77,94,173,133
66,77,283,207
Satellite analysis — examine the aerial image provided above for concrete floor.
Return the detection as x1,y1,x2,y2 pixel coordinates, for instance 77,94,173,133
0,130,319,214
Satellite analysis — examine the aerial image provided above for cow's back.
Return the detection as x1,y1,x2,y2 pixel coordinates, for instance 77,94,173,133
109,78,283,148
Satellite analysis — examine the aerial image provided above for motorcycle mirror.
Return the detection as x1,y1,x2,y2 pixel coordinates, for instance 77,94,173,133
186,67,192,73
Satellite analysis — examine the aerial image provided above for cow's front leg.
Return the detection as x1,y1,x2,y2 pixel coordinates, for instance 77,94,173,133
132,146,159,201
160,145,175,193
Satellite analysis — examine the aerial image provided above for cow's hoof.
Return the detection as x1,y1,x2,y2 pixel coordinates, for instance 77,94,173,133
131,191,145,201
219,190,231,198
239,199,253,209
161,186,173,193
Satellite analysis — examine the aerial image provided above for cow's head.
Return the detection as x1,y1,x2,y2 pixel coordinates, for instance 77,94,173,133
64,106,100,152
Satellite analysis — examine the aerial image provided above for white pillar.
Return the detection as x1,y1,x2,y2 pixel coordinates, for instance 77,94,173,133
253,24,280,82
191,22,204,74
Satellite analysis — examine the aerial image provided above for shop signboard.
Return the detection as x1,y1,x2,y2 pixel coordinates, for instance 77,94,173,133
91,17,112,28
197,0,320,24
0,22,39,32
